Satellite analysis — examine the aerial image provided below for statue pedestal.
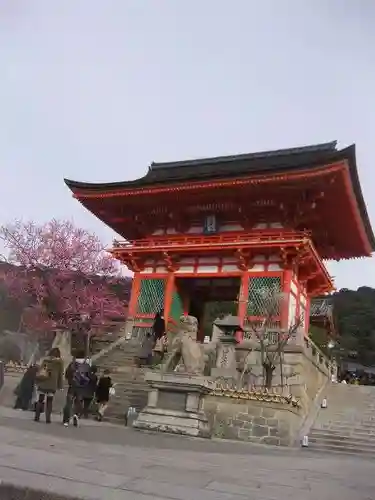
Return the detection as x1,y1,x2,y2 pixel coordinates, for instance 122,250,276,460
133,371,212,438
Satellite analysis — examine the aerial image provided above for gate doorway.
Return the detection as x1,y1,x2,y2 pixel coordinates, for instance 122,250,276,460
173,276,241,341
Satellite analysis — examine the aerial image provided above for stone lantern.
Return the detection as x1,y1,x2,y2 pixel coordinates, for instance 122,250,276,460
211,315,243,379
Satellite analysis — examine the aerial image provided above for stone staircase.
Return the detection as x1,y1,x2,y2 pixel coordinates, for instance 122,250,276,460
307,383,375,458
91,333,149,423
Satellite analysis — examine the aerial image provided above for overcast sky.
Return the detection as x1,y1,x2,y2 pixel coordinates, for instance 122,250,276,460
1,1,374,290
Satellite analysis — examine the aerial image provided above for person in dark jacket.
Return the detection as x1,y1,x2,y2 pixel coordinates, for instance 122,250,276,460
14,364,38,411
81,365,98,418
34,348,64,424
95,369,113,421
62,352,91,427
152,310,165,342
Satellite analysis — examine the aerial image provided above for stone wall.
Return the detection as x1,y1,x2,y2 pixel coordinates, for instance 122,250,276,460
0,483,81,500
202,336,331,446
235,337,330,412
204,396,303,446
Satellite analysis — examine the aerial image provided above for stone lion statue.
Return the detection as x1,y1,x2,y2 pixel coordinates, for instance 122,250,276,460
162,315,205,375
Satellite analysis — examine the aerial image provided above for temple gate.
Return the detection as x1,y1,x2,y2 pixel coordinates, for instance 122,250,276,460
65,141,374,342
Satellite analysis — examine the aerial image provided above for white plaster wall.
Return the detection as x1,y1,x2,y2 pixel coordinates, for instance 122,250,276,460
300,304,306,330
251,264,266,271
252,222,284,229
196,265,219,273
220,224,244,231
253,254,266,262
175,266,195,273
288,293,297,327
187,226,203,234
290,281,298,295
268,254,281,261
222,264,239,272
198,257,220,264
268,263,282,271
140,267,154,274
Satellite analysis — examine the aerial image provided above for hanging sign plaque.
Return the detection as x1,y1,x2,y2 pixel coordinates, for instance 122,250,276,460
203,214,218,234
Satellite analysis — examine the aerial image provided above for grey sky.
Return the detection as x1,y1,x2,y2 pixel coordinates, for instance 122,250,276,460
1,1,374,290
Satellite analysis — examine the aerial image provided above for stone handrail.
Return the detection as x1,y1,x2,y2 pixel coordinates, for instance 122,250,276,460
302,336,331,376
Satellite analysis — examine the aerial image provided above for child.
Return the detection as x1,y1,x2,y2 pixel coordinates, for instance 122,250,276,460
95,369,113,421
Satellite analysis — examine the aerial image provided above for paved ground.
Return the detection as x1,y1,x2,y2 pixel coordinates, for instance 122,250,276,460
0,407,374,500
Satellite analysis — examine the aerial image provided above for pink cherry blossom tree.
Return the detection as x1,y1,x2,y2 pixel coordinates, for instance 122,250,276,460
0,219,129,353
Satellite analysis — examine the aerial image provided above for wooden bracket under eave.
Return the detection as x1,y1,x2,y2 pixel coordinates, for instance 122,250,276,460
161,251,180,272
235,249,252,271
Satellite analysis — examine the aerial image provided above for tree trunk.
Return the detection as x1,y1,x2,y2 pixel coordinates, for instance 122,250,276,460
263,362,275,389
85,330,91,359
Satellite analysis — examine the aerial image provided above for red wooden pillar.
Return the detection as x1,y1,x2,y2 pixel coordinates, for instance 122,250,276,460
295,281,301,322
281,269,292,329
238,272,249,327
304,296,311,336
128,272,141,318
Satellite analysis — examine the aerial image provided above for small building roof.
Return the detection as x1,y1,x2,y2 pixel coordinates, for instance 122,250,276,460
310,297,334,318
213,315,244,331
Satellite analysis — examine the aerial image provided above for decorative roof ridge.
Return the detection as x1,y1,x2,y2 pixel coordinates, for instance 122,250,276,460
150,141,338,171
64,140,339,191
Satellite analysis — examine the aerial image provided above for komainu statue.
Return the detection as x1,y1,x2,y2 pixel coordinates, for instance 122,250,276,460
162,315,205,375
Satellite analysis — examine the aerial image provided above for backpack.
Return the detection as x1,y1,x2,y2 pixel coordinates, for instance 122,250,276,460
72,362,90,388
36,362,50,382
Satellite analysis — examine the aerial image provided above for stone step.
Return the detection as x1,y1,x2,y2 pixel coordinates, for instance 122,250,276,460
320,412,375,419
89,337,148,420
309,431,375,446
317,426,375,437
319,422,375,432
305,445,375,459
320,419,375,429
311,427,375,439
307,440,375,456
318,408,375,416
306,384,375,458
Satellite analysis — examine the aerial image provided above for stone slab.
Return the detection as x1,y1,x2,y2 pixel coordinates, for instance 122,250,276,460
0,414,375,499
134,406,211,437
144,371,211,392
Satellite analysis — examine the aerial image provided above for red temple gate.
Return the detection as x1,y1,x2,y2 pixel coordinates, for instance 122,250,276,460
65,141,374,341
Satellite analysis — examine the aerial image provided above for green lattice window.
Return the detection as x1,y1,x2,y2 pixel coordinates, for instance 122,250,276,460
247,276,282,316
170,289,184,323
136,278,166,315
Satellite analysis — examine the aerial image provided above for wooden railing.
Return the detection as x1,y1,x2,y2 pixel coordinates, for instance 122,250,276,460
112,229,312,250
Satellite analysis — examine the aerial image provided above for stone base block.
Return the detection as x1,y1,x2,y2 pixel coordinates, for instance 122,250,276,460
134,406,211,438
133,372,212,438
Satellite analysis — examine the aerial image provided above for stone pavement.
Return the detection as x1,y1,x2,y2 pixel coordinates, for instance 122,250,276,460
0,408,374,499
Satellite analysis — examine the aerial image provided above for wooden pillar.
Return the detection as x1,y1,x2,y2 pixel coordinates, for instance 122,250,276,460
305,296,311,336
295,283,301,322
164,272,175,326
238,272,249,327
281,269,292,329
128,272,141,318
